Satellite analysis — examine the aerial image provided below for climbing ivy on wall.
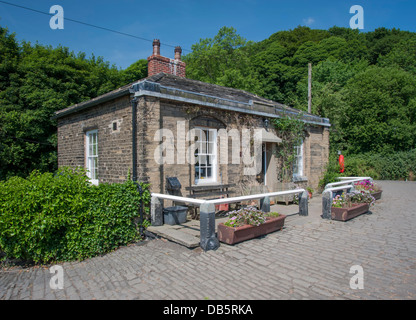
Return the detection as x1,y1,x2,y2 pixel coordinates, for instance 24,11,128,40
271,114,306,182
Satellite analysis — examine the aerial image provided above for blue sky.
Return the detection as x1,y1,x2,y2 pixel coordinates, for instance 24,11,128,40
0,0,415,69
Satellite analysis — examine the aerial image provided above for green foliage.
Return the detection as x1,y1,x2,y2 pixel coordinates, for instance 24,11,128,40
267,212,280,218
318,153,342,189
2,23,416,181
0,167,150,263
343,150,416,180
0,25,147,180
120,59,148,84
223,206,267,228
185,25,416,162
271,115,305,182
332,191,375,208
183,26,264,95
319,150,416,189
340,66,416,154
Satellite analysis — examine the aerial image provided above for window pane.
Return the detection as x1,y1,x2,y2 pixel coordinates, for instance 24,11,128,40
208,142,214,154
208,130,216,142
200,167,206,179
93,157,98,179
93,143,98,156
194,128,217,184
86,131,98,182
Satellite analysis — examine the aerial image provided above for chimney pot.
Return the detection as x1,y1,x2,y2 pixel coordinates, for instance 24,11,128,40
174,46,182,60
153,39,160,55
148,41,186,77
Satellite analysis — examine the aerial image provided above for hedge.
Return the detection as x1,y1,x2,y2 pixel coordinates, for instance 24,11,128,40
343,149,416,180
319,149,416,188
0,167,150,263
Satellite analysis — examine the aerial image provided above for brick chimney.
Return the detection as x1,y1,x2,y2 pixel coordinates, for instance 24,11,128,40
147,39,186,77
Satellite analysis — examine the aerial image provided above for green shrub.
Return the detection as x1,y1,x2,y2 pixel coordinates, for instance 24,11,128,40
343,155,380,180
319,149,416,187
344,149,416,180
318,153,342,189
0,167,150,263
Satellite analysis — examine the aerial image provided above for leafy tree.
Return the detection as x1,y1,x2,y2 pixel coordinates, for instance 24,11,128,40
3,23,416,180
183,26,263,95
120,59,148,83
378,38,416,74
0,25,145,179
340,66,416,154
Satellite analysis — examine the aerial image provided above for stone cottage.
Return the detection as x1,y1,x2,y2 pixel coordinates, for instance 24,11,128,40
53,40,330,203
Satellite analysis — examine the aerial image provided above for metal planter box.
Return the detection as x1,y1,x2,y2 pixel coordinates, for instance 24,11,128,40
163,206,188,225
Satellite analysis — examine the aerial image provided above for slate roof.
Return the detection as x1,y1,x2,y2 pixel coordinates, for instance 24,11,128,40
53,73,330,126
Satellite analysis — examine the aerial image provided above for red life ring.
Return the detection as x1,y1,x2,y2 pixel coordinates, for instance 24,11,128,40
339,155,345,173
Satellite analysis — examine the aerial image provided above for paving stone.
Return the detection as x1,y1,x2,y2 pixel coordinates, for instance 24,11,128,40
1,181,416,300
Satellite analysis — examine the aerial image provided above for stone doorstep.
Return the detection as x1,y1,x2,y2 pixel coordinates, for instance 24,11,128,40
147,225,200,248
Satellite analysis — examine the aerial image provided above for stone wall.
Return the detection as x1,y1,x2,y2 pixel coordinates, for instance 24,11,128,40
57,95,330,195
57,95,132,183
138,99,265,196
303,125,330,191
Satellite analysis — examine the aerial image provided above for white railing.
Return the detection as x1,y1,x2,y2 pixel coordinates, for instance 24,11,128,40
151,188,308,251
324,177,372,189
151,193,206,205
337,176,373,181
152,189,306,208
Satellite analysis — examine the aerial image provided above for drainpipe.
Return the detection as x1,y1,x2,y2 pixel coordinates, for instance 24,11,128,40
131,97,144,237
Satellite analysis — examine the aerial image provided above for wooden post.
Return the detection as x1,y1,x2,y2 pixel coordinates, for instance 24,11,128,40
308,62,312,114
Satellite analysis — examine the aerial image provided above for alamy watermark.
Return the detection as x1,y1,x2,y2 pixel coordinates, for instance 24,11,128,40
153,121,278,176
49,4,363,31
49,265,64,290
350,5,364,30
49,5,64,30
349,265,364,289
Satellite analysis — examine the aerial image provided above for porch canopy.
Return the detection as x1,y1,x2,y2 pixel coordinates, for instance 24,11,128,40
254,128,282,143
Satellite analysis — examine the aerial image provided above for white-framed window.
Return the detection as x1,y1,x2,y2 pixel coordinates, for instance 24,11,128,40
194,127,217,184
293,140,304,178
86,130,98,185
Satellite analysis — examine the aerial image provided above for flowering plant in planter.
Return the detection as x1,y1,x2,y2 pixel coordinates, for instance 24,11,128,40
332,191,375,208
348,190,376,206
354,180,383,200
354,180,382,193
332,193,346,208
331,190,375,221
223,206,268,228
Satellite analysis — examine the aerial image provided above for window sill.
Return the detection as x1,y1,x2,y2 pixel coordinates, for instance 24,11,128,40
192,182,220,187
293,176,308,183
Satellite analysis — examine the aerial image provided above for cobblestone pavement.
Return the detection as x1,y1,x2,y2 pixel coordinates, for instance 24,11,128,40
1,181,415,300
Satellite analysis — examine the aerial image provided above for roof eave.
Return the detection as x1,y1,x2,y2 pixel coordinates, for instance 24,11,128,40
52,87,131,120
